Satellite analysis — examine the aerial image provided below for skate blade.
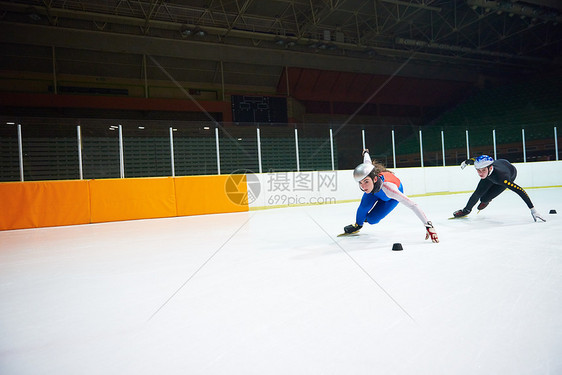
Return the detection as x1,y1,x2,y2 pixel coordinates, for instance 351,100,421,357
337,232,360,237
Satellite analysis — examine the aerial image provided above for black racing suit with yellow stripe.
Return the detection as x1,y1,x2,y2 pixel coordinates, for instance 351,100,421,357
464,159,534,212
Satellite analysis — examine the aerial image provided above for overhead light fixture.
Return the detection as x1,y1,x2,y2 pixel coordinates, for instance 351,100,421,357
180,25,205,37
309,41,337,50
380,0,441,12
395,37,518,59
274,37,296,48
26,6,41,21
468,0,562,24
180,24,192,37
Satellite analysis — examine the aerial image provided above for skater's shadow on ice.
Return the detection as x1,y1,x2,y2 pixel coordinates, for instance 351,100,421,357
290,233,388,260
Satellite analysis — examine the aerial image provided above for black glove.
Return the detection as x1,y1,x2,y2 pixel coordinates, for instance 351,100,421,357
453,208,471,217
344,223,363,234
460,158,475,169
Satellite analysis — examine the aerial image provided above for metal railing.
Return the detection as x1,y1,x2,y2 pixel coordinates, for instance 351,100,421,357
0,118,559,182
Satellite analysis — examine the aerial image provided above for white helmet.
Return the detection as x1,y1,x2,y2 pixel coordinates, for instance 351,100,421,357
353,163,375,182
474,155,494,169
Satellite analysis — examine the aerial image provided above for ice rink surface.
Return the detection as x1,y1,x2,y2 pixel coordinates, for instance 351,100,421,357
1,187,561,375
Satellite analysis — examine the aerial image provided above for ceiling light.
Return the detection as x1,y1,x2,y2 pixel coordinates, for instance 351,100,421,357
180,25,193,37
26,7,41,21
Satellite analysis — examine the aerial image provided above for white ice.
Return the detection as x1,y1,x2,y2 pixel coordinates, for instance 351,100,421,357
1,188,561,375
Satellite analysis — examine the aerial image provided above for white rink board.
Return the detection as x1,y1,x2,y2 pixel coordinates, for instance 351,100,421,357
250,160,562,208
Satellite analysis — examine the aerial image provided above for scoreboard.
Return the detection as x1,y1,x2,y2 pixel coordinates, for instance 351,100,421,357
231,95,288,124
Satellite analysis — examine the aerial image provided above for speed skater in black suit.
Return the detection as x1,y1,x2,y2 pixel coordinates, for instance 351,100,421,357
452,155,546,222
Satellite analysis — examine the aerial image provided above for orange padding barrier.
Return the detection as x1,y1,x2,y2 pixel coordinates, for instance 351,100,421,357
0,175,248,231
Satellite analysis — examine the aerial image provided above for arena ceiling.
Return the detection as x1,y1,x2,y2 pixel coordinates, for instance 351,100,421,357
1,0,561,113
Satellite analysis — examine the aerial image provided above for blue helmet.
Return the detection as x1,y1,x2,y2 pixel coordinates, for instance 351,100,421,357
474,155,494,169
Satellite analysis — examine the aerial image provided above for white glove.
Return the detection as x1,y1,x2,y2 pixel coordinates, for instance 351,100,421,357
531,208,546,222
424,221,439,243
460,158,474,170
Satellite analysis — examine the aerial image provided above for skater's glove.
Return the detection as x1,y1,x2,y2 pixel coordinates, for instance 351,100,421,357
424,221,439,243
460,158,475,170
530,208,546,222
453,208,471,218
362,149,370,156
344,223,362,234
